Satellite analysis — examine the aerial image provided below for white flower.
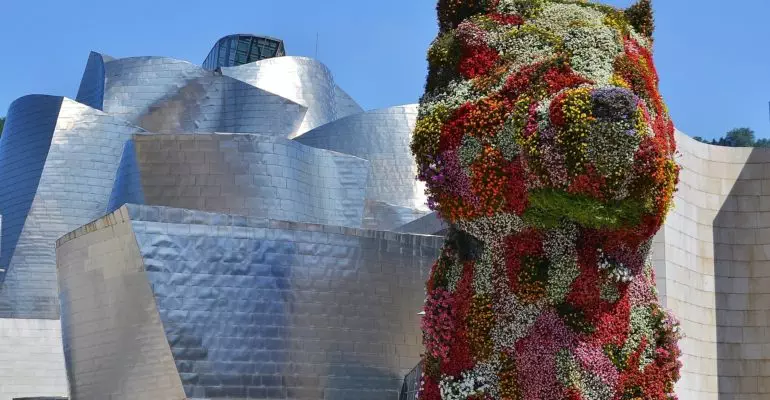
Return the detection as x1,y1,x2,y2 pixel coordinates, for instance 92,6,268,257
563,24,623,85
438,361,500,400
545,223,580,303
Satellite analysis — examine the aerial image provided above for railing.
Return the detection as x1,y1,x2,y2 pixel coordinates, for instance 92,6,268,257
399,360,424,400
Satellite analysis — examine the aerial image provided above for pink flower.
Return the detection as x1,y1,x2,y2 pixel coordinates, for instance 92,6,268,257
574,342,619,386
515,311,575,400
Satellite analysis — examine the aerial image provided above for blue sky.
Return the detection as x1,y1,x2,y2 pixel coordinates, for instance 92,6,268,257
0,0,768,141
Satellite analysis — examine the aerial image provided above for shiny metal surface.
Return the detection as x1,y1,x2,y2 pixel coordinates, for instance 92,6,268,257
102,56,210,122
74,51,111,110
0,97,144,319
108,133,370,227
136,75,305,137
362,200,430,231
4,38,431,400
57,204,441,400
295,105,427,212
393,211,447,235
294,105,429,229
0,95,63,288
57,207,186,400
333,85,364,119
221,57,340,136
95,55,306,137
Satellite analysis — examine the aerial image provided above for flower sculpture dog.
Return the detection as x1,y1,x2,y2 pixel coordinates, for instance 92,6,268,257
413,0,682,398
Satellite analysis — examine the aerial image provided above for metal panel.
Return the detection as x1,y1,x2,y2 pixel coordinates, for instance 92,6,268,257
221,57,339,137
102,56,211,124
0,98,144,319
295,105,426,212
0,95,63,288
56,204,442,399
106,140,145,214
333,85,364,119
137,75,306,138
56,207,185,400
362,200,431,232
95,54,306,138
108,133,370,228
393,211,447,235
74,51,109,110
294,105,429,229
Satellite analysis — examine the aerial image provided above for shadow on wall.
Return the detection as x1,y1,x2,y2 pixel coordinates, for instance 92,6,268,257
713,148,770,398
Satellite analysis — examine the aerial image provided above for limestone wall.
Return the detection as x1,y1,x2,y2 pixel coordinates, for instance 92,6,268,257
657,131,770,399
0,318,68,400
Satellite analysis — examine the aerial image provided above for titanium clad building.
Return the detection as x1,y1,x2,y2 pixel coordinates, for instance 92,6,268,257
0,34,434,400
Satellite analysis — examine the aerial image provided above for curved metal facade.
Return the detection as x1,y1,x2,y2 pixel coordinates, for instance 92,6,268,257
294,104,429,230
333,85,364,119
102,56,210,123
109,133,370,227
57,204,440,400
0,98,144,319
135,75,306,137
0,95,63,291
221,57,339,136
81,54,307,138
75,51,110,110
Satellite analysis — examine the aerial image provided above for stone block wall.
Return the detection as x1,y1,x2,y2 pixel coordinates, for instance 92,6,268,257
655,131,770,399
0,318,68,400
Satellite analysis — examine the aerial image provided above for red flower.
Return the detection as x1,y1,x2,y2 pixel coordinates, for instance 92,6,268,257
503,160,529,215
544,64,592,94
458,45,500,79
549,91,569,127
567,166,605,200
615,38,664,117
615,336,682,400
419,375,441,400
489,13,524,26
441,263,476,376
501,63,539,100
441,102,476,152
505,229,545,294
440,96,512,152
566,388,584,400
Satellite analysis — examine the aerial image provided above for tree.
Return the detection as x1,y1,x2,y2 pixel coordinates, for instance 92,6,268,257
702,127,769,148
720,127,755,147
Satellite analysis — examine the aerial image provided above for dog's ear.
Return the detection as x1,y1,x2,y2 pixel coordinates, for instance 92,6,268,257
436,0,492,33
625,0,655,38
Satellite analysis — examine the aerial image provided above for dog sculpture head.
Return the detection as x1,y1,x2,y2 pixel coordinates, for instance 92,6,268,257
413,0,678,240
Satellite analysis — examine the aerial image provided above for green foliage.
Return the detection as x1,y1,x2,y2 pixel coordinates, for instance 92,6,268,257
723,127,756,147
436,0,494,33
697,127,770,148
625,0,654,38
523,189,645,229
425,33,462,93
